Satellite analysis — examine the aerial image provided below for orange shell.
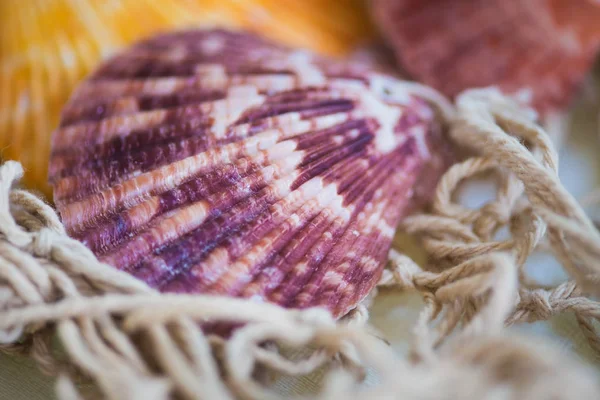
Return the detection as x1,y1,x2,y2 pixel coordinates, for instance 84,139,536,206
372,0,600,112
0,0,375,197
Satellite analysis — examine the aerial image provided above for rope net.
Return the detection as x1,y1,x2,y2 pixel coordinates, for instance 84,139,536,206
1,88,600,399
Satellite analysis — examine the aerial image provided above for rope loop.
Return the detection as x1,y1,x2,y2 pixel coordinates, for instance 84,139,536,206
1,88,600,399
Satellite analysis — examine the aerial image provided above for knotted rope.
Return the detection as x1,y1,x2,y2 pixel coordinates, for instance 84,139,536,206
1,88,600,399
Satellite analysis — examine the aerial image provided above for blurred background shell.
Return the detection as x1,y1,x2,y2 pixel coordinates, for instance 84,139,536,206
371,0,600,113
0,0,375,197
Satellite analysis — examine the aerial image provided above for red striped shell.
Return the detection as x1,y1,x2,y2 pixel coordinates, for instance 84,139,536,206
49,29,451,318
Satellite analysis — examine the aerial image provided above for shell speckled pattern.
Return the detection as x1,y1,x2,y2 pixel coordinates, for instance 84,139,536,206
0,0,375,197
371,0,600,112
49,29,451,318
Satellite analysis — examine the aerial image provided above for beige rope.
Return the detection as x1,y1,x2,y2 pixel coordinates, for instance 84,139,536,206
1,87,600,399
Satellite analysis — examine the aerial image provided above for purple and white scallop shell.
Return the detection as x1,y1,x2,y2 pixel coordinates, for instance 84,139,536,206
49,29,452,318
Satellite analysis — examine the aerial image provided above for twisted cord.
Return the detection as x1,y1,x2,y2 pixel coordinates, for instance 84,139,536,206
0,88,600,399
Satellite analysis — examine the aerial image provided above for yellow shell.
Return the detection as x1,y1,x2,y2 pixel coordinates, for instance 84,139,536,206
0,0,375,197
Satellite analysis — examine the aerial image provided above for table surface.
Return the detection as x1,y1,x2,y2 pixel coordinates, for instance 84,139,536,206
1,88,599,399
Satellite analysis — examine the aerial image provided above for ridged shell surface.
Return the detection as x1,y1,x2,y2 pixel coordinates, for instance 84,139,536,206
0,0,374,196
49,29,450,318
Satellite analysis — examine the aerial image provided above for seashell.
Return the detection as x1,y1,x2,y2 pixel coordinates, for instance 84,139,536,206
49,29,451,318
0,0,375,197
371,0,600,112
